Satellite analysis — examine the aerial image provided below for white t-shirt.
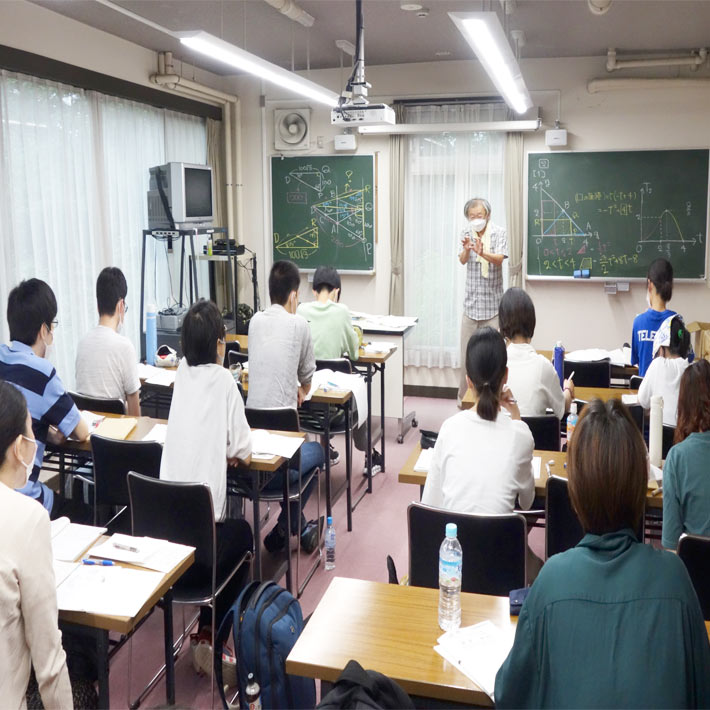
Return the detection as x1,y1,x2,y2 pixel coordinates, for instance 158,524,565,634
506,342,566,419
75,325,140,403
421,408,535,515
638,356,690,427
160,360,252,521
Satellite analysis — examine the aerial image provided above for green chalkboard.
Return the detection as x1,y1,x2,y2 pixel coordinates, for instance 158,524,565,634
271,155,375,272
526,150,709,280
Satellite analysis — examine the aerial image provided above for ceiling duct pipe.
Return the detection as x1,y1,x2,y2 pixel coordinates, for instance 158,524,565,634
588,77,710,93
607,48,708,72
262,0,315,27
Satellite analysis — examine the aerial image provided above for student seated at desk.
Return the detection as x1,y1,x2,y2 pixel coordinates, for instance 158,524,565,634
662,359,710,550
421,327,541,582
498,287,573,418
632,257,676,376
75,266,141,415
495,398,710,709
0,381,73,709
247,260,325,554
0,279,89,518
160,300,253,639
638,314,690,426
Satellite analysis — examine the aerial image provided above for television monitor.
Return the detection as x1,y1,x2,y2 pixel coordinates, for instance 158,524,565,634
147,162,213,228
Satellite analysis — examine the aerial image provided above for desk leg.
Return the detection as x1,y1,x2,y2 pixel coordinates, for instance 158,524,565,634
345,399,353,532
324,408,333,519
96,628,110,709
163,589,175,706
366,364,373,493
252,471,262,580
284,468,292,594
380,362,386,472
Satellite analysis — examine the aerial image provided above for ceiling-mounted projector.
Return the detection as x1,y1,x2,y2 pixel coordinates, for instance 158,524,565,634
332,103,395,125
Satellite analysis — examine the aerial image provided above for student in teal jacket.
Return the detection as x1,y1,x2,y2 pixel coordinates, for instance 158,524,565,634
495,398,710,709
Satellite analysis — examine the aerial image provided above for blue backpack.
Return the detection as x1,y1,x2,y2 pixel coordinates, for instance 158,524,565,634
216,580,316,710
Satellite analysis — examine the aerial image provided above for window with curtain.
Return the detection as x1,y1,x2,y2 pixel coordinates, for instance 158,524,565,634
0,70,207,389
403,103,507,369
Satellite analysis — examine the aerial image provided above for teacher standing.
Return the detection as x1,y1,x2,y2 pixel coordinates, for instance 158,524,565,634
458,197,508,405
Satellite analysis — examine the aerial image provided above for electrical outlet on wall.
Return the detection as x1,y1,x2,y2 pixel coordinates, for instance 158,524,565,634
317,136,324,148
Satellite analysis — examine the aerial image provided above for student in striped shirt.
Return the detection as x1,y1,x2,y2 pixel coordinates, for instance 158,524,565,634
0,279,89,516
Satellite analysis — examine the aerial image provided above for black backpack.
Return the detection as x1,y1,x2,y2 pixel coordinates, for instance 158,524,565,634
317,660,414,709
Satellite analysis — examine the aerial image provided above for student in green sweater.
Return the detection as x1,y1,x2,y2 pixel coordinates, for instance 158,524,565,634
495,398,710,709
297,266,360,361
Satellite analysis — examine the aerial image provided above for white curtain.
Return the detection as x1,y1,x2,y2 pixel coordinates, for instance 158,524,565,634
403,103,507,369
0,70,207,389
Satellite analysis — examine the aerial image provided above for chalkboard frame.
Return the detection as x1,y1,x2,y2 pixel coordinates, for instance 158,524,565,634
523,149,710,283
269,154,377,275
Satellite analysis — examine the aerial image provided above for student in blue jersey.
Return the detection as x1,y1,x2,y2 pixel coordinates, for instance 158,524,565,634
631,257,676,376
662,359,710,550
0,279,89,518
495,398,710,709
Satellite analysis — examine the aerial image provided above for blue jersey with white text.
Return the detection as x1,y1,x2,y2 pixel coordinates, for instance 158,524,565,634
631,308,676,376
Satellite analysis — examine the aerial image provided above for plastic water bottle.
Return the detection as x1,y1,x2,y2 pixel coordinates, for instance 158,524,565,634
325,516,336,570
553,341,565,388
145,303,157,366
438,523,462,631
567,402,578,444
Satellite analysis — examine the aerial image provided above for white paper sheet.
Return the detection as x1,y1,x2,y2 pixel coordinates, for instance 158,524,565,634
88,534,194,573
305,369,369,427
81,410,105,430
414,448,434,472
142,423,168,444
565,347,631,367
250,430,304,459
137,363,163,380
362,341,396,354
352,312,418,333
621,394,639,405
56,565,164,617
144,368,177,386
53,560,79,588
532,456,542,481
434,621,515,701
50,520,107,562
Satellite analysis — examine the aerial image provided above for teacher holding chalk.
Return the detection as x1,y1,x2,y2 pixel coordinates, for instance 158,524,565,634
457,197,508,405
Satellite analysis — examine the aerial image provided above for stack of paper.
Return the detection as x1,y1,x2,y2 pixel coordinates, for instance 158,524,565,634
306,369,369,427
53,560,80,588
621,394,639,405
532,457,542,481
434,621,515,701
92,417,137,440
250,430,304,460
144,368,177,387
362,341,396,354
88,533,194,573
50,517,107,562
414,448,434,472
142,423,168,444
81,410,105,430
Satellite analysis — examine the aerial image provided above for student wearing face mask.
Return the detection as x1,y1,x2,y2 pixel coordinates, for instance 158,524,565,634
0,279,89,517
457,197,508,406
75,266,141,415
0,380,73,709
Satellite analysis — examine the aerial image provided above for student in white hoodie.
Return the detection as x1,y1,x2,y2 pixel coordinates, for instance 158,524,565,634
638,314,691,426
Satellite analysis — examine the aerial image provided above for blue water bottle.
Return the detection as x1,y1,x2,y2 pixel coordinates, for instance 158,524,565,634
146,303,157,366
553,340,565,389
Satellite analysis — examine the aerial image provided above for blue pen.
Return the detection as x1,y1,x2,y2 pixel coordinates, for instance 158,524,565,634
327,381,339,388
82,559,114,566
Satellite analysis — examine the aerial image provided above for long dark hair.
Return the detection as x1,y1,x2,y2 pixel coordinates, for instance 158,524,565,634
675,359,710,444
466,327,507,422
0,380,29,467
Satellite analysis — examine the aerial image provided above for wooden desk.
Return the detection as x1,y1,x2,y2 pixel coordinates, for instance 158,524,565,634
225,333,249,351
59,535,194,709
461,386,635,409
287,577,510,706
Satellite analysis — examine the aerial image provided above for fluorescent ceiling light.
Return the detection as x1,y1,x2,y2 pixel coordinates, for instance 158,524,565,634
357,119,540,134
179,31,340,108
449,12,533,115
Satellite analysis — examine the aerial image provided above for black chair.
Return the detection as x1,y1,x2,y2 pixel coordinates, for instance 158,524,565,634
522,415,561,451
564,360,611,388
89,435,162,529
224,341,240,368
69,391,126,414
627,403,645,434
128,472,252,704
629,375,644,391
545,476,584,559
232,406,321,597
407,502,526,596
663,424,676,460
227,349,248,368
678,534,710,620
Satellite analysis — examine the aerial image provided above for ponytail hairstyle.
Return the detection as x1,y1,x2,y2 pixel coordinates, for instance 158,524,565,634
669,315,690,358
466,327,507,422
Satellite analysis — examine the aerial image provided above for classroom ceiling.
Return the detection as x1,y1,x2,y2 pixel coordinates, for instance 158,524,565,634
29,0,710,76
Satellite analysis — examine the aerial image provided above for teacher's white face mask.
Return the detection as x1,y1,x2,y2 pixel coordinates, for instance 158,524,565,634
470,217,487,232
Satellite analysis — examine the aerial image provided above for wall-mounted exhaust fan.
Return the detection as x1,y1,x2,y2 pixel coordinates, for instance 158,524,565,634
274,108,311,150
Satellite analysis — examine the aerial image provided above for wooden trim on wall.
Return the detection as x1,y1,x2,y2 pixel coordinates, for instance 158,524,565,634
0,44,222,121
403,385,457,400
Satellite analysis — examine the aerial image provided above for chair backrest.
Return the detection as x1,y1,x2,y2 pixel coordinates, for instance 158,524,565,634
627,403,644,434
316,358,353,375
90,434,162,515
127,472,216,589
407,502,526,596
227,349,248,368
545,475,584,559
69,391,126,415
662,425,676,459
245,406,299,433
629,375,643,391
678,534,710,619
563,360,611,388
521,415,561,451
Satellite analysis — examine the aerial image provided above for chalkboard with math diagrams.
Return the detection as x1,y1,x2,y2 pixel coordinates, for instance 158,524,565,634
271,155,376,273
526,150,709,281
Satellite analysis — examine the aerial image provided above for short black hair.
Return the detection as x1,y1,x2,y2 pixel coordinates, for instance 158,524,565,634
0,380,29,467
647,258,673,302
96,267,128,316
499,287,536,340
669,315,690,358
7,279,57,346
466,326,508,422
313,266,341,295
269,260,300,306
181,300,225,367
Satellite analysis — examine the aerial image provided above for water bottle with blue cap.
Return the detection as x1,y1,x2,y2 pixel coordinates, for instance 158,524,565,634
438,522,463,631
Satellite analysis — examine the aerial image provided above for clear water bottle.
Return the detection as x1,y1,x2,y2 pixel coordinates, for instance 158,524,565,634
438,522,462,631
325,516,336,570
567,401,578,444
